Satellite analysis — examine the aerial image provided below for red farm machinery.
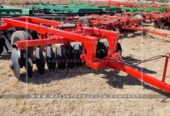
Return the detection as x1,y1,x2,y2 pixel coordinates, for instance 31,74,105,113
65,14,170,38
0,16,169,94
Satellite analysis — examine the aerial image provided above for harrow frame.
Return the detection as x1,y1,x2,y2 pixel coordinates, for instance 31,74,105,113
96,0,169,13
0,16,170,94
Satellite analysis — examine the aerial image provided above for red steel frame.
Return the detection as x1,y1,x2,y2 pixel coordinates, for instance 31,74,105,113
96,0,160,8
143,12,170,24
1,16,170,93
66,14,170,38
95,0,135,7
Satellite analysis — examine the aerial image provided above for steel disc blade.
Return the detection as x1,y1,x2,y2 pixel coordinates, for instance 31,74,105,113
10,48,20,79
96,42,107,59
66,45,74,68
0,36,6,54
25,57,33,77
35,47,45,74
72,43,83,66
56,44,66,69
46,46,56,71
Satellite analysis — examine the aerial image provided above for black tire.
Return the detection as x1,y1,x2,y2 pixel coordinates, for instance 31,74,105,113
79,17,90,27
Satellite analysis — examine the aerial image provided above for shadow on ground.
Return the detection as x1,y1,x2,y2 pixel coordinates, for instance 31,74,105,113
17,56,170,96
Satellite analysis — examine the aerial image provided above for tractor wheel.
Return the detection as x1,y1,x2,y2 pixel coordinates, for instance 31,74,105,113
79,17,90,27
132,12,144,19
10,31,33,79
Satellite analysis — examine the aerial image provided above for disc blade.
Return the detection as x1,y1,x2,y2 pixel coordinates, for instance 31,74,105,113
46,46,56,71
11,48,20,78
35,47,45,74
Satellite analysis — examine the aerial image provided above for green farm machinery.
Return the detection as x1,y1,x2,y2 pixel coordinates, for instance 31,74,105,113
0,5,30,17
29,3,121,16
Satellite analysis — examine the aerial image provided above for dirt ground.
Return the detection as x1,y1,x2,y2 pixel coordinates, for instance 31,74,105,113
0,0,170,115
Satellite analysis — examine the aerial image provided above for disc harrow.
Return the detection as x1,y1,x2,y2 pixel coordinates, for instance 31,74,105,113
142,12,170,29
0,16,169,94
96,0,169,13
66,14,170,38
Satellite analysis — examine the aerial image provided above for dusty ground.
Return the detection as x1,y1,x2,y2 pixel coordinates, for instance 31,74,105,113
0,0,170,115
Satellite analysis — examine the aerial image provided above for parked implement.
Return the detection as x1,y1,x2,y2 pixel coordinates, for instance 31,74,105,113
66,14,170,38
29,3,121,16
142,12,170,29
0,16,169,94
96,0,170,13
0,5,30,17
